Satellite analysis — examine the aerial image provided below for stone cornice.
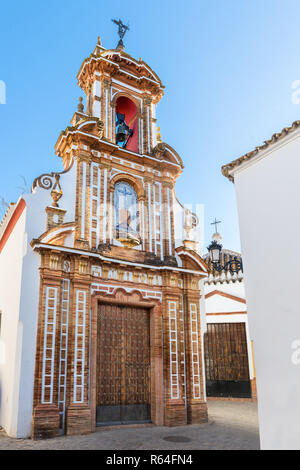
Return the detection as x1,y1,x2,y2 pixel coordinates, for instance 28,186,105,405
77,51,164,104
55,129,182,176
31,242,208,277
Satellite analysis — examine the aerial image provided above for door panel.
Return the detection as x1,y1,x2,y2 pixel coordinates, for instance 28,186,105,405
96,304,151,425
204,322,251,398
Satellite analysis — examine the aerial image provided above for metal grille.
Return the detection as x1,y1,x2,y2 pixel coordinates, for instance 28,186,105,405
204,322,251,398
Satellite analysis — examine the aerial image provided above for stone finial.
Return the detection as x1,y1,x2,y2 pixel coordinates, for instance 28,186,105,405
78,96,84,113
157,126,162,143
50,174,63,207
97,36,102,46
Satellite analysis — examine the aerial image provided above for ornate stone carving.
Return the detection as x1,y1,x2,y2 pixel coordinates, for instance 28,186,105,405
50,175,63,207
97,243,112,254
143,96,152,106
151,142,166,160
79,260,89,274
144,252,164,266
96,119,105,139
103,78,111,90
63,259,71,273
49,254,59,270
164,255,178,267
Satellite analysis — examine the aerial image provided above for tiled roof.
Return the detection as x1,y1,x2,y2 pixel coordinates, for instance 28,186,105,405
222,119,300,182
0,203,16,240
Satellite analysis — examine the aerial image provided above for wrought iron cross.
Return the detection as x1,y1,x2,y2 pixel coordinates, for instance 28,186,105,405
211,218,221,233
112,19,130,49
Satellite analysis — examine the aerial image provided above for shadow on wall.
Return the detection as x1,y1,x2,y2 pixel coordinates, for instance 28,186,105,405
0,373,2,429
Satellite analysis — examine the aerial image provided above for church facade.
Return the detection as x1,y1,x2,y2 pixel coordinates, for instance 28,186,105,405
0,37,208,438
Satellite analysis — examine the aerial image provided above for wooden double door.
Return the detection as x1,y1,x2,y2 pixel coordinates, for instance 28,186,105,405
96,303,151,425
204,322,251,398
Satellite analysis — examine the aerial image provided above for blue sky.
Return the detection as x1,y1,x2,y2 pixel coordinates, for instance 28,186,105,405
1,0,300,251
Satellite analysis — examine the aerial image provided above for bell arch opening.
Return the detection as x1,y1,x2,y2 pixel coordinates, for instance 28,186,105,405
115,96,139,153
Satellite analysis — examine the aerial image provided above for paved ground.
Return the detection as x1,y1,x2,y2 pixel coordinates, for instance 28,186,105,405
0,401,260,450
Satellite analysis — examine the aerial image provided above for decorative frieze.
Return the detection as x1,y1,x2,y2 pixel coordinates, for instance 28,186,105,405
49,254,60,270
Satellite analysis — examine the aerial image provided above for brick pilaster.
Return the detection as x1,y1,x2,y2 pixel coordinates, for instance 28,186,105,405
182,273,208,424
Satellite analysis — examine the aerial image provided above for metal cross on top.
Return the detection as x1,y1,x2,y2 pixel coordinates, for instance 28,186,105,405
112,18,130,49
211,218,221,233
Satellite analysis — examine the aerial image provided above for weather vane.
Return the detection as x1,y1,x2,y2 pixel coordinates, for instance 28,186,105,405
112,18,130,49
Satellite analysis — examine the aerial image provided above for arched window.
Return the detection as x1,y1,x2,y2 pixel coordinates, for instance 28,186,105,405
114,182,140,246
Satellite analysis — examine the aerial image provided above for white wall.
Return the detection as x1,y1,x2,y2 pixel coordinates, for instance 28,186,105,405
13,164,77,438
232,130,300,449
205,281,246,313
0,161,77,438
0,205,26,436
205,279,245,298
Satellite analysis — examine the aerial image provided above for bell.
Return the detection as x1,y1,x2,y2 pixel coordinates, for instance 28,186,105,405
116,121,127,143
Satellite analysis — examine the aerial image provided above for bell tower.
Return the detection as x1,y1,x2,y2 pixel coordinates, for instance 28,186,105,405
55,30,185,262
76,34,164,155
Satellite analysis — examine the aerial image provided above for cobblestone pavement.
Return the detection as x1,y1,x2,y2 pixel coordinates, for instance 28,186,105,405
0,401,260,450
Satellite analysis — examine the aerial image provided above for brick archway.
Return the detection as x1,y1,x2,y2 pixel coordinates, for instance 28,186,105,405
90,288,164,430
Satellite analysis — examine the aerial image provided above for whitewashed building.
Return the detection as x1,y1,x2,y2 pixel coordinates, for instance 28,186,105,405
222,119,300,449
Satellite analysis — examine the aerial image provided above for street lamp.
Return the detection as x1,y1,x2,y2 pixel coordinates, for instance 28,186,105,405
207,240,243,274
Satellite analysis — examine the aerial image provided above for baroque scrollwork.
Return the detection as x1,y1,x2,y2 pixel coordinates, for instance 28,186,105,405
97,119,105,139
31,159,74,192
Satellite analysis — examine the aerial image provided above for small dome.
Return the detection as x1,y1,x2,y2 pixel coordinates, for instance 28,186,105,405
212,231,222,243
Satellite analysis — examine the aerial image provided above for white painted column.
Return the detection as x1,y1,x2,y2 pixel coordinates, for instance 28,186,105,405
90,163,101,248
102,165,108,244
167,187,172,256
81,162,87,239
151,103,157,148
148,182,152,252
92,78,101,118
